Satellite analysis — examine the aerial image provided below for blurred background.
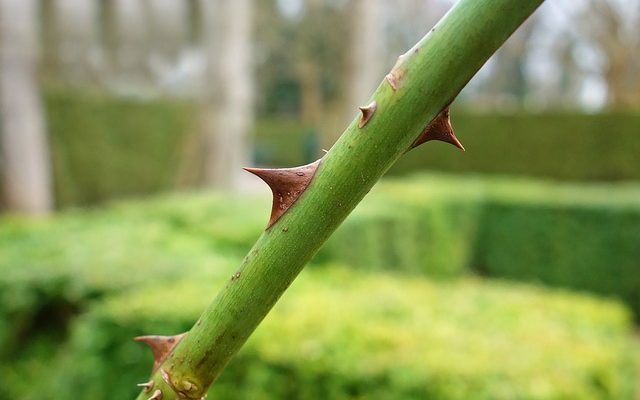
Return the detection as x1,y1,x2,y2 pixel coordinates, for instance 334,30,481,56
0,0,639,399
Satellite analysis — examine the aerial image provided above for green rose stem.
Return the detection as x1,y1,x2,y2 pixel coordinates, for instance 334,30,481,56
134,0,544,398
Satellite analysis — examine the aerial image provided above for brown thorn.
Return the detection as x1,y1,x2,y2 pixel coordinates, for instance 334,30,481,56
385,73,398,91
138,380,154,393
386,54,406,91
148,389,163,400
358,101,377,128
134,333,187,373
243,159,321,229
408,107,465,152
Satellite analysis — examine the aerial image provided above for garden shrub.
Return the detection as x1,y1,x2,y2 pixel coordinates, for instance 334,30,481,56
7,266,636,400
0,192,262,360
320,182,484,278
473,178,640,319
391,112,640,181
45,86,197,207
2,174,640,359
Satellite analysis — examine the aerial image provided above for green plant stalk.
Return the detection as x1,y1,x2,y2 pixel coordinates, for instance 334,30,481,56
135,0,544,398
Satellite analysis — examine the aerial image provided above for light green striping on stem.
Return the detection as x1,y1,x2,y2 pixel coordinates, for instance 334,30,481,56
134,0,544,398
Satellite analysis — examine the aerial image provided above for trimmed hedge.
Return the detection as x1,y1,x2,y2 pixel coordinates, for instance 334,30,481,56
45,87,197,207
0,192,263,361
474,180,640,318
318,182,485,278
254,112,640,182
40,87,640,209
328,175,640,317
6,266,637,400
1,175,639,399
1,174,640,355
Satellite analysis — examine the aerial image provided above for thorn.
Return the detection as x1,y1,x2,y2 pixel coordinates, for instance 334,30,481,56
385,73,398,91
321,148,328,154
243,159,321,228
358,101,377,128
137,380,154,393
386,54,406,91
134,333,187,373
148,389,163,400
409,107,465,151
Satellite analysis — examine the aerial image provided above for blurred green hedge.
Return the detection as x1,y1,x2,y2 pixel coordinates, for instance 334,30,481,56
255,113,640,181
321,175,640,318
0,191,264,361
390,112,640,181
1,174,639,355
45,87,197,207
4,267,638,400
474,180,640,319
318,181,485,278
42,88,640,209
1,175,639,399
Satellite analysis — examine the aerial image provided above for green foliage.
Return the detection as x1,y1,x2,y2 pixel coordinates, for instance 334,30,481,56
391,112,640,181
0,192,263,361
2,174,640,359
1,175,639,399
331,175,640,317
474,180,640,320
319,183,484,278
44,86,197,207
6,266,637,400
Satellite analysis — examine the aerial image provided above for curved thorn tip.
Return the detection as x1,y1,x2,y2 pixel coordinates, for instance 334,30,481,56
244,159,321,228
134,333,187,373
358,101,377,128
409,107,464,151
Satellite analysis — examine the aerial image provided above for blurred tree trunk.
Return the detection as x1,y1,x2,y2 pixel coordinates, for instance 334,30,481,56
147,0,187,60
186,0,203,45
111,0,151,87
55,0,99,84
587,0,640,109
295,0,324,147
0,0,53,214
320,0,384,148
97,0,118,81
348,0,386,109
201,0,254,189
323,0,387,148
40,0,61,80
571,0,640,109
297,57,323,137
480,19,536,108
